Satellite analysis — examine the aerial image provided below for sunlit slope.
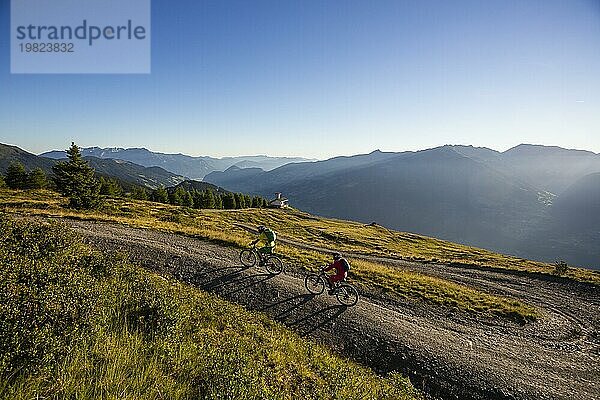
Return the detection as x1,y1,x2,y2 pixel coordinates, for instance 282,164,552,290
1,189,597,284
0,215,419,400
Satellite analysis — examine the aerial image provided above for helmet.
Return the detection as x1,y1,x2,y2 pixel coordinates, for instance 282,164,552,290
257,225,266,233
332,252,342,260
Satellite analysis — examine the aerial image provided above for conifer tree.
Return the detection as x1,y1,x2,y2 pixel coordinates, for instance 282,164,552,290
170,186,187,206
182,190,194,207
234,193,244,209
5,162,28,189
99,177,123,197
131,186,149,200
152,186,169,203
223,193,236,209
204,190,216,209
214,193,223,209
26,168,48,189
191,189,202,209
52,143,102,209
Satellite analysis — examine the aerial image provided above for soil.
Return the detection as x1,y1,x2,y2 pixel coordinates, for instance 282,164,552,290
59,219,600,400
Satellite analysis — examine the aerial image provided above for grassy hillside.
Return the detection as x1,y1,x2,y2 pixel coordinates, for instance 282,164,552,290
205,145,600,270
0,215,419,400
0,189,557,323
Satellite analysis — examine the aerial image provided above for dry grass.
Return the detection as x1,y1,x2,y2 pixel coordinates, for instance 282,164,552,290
0,189,567,322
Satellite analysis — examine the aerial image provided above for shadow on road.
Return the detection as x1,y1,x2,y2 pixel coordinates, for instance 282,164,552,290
202,269,277,295
162,255,279,296
160,253,349,336
259,293,348,336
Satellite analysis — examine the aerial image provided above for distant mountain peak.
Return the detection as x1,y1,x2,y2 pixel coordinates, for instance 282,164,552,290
40,146,312,180
504,144,597,157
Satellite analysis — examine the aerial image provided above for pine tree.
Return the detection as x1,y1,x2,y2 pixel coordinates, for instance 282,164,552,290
5,162,28,189
222,193,236,209
170,187,187,206
99,177,123,197
25,168,48,189
214,193,223,209
0,174,5,188
182,190,194,207
191,190,202,209
244,194,252,209
152,186,169,203
52,143,102,209
234,193,244,209
262,198,269,208
130,186,149,200
204,190,216,209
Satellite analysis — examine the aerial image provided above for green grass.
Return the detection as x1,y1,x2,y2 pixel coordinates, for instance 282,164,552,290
351,259,536,321
0,215,420,400
0,189,554,322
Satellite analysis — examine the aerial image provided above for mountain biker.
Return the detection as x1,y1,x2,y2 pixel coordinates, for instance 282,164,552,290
250,225,277,255
323,252,350,293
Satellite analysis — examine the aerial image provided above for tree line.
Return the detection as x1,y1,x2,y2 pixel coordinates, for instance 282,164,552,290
117,181,269,210
1,143,269,210
0,163,49,190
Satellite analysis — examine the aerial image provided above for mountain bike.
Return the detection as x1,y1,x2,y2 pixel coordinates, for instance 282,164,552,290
304,269,359,306
239,244,284,275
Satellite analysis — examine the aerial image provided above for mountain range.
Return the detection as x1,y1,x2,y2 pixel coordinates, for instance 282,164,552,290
3,141,599,269
1,143,184,189
41,147,313,180
204,144,600,269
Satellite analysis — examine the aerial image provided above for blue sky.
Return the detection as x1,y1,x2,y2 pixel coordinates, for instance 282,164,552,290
1,0,599,159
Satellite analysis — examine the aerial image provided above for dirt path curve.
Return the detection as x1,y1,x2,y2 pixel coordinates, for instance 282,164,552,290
63,219,599,400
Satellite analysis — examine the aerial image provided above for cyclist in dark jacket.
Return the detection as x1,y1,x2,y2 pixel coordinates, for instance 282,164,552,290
323,252,350,292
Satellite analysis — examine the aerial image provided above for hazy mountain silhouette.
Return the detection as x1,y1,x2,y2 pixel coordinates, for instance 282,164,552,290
81,157,185,189
41,147,313,180
6,142,600,268
205,144,600,269
1,143,184,189
450,144,600,194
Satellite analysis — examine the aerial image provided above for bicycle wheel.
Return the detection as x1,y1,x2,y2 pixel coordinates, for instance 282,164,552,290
264,256,284,275
240,249,257,267
336,284,359,306
304,274,325,294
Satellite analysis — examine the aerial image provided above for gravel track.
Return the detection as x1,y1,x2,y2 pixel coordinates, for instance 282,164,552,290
61,219,599,400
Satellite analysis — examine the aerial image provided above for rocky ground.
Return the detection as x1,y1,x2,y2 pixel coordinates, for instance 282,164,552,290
61,219,600,400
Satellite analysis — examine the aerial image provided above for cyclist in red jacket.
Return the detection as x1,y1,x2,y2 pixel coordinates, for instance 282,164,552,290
323,252,350,293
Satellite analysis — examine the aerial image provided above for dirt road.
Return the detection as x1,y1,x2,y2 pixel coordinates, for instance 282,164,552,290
63,219,600,400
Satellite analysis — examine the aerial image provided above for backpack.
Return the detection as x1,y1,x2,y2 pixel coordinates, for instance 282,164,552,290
341,258,351,272
264,229,276,243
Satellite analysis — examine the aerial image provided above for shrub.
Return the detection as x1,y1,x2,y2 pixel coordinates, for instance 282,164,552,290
0,217,98,376
553,261,569,275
